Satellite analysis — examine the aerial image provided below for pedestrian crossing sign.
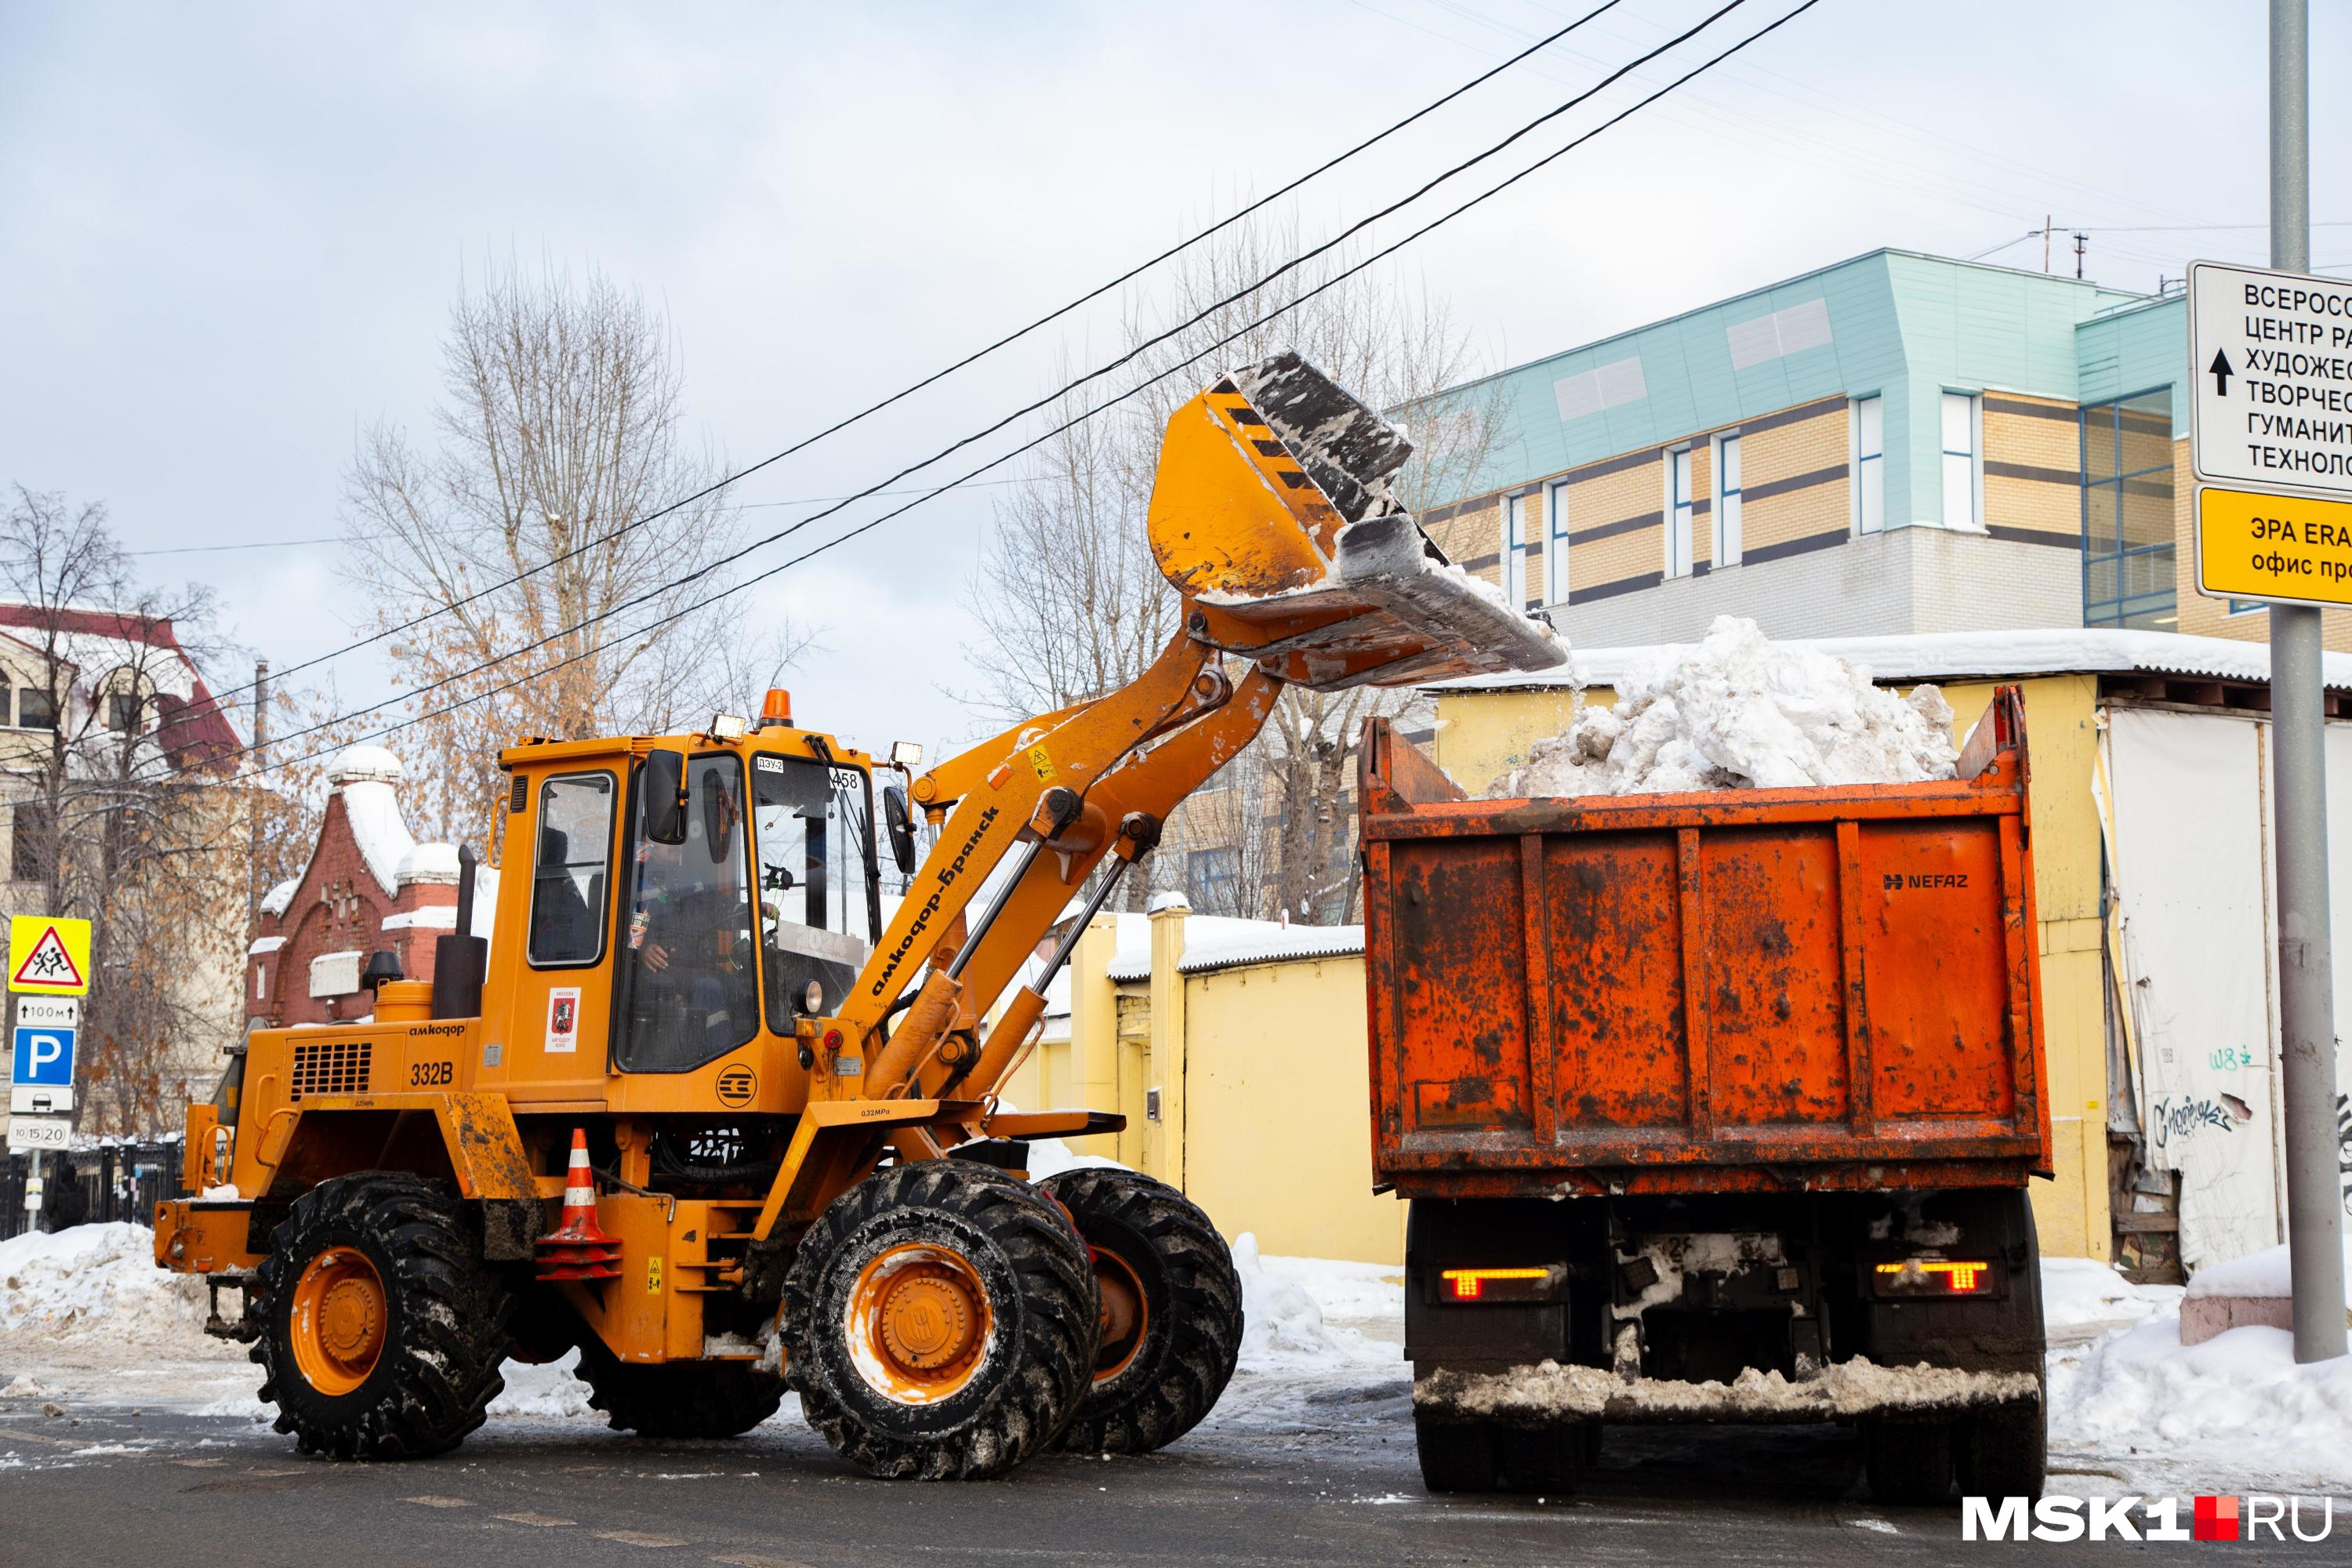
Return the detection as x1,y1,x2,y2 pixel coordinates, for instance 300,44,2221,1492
9,916,90,995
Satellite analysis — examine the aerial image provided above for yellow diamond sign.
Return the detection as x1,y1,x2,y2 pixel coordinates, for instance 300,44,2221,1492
8,916,90,996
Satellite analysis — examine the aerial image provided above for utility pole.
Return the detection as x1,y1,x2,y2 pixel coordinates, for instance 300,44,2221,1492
246,657,269,928
2267,0,2348,1366
2043,214,2052,274
2073,231,2086,280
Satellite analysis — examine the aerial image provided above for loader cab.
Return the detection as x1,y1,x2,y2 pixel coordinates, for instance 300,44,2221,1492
505,713,887,1080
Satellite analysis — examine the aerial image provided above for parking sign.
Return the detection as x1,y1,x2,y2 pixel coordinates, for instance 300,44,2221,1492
11,1022,75,1087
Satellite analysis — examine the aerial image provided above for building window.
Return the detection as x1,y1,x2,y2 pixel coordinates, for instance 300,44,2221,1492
1186,846,1239,914
15,684,56,731
1852,395,1884,534
12,800,50,882
1504,492,1535,609
1941,391,1980,529
1667,448,1696,578
1545,481,1570,603
2082,388,2176,630
1712,434,1743,566
107,688,143,734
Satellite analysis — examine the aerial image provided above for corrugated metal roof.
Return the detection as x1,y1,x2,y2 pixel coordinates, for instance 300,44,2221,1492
1104,924,1366,982
1428,628,2352,695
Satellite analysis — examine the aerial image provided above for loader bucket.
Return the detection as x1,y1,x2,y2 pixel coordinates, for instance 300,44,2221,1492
1146,353,1566,690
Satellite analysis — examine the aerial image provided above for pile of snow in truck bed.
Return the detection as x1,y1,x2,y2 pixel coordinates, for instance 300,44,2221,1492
1493,615,1958,797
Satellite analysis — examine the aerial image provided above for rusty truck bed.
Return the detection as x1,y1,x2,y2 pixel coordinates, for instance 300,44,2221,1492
1359,688,2050,1199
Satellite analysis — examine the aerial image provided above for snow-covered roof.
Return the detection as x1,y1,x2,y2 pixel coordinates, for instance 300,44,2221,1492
1171,924,1364,976
1428,628,2352,695
334,771,417,898
380,906,456,932
396,842,461,886
248,935,285,956
258,877,299,918
327,745,404,785
1102,913,1364,981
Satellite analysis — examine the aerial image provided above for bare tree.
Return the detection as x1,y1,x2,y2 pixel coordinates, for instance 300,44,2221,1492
966,214,1503,923
0,486,246,1133
343,260,811,855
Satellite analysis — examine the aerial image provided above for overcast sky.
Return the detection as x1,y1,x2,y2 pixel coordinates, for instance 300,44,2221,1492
3,1,2347,762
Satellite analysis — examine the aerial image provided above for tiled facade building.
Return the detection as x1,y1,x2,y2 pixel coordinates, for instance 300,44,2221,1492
1415,249,2352,649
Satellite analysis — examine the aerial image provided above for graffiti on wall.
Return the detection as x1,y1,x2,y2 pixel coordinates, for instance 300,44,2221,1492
2152,1093,2255,1152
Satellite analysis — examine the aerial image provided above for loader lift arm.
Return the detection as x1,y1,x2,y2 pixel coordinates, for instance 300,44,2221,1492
832,352,1563,1116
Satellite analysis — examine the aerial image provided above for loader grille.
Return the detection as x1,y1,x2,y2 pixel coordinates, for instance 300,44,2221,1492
289,1040,371,1101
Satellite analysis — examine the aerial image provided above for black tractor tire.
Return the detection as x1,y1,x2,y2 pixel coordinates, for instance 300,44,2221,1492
573,1338,785,1439
252,1171,514,1461
782,1161,1097,1479
1864,1417,1955,1506
1414,1414,1500,1493
1956,1397,2047,1503
1038,1167,1243,1455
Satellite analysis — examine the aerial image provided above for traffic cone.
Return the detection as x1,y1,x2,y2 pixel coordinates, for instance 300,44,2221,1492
535,1127,622,1281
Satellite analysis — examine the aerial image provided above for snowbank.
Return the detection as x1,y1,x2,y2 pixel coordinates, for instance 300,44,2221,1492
2050,1316,2352,1491
0,1223,217,1362
1232,1232,1349,1365
1493,615,1958,797
2185,1236,2352,1301
2042,1256,2183,1332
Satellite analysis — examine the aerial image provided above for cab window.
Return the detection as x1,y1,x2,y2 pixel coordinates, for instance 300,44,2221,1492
614,755,758,1073
528,772,615,966
753,755,875,1027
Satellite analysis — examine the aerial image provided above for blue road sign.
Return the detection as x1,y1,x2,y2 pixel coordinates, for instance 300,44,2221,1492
11,1025,75,1087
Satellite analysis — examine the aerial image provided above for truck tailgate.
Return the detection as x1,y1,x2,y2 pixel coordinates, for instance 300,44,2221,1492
1359,688,2049,1195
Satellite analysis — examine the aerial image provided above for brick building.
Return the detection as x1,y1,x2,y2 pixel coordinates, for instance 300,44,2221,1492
249,746,496,1028
1414,247,2352,650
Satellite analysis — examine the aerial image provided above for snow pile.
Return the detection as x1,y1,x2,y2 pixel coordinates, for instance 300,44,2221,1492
1494,616,1958,797
0,1223,217,1361
2049,1316,2352,1491
487,1348,599,1421
2185,1239,2352,1301
1232,1232,1346,1365
2042,1256,2182,1333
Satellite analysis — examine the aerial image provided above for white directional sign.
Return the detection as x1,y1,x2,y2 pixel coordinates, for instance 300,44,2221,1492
2190,260,2352,498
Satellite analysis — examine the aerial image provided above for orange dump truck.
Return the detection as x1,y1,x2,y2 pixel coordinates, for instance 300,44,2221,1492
1357,689,2052,1506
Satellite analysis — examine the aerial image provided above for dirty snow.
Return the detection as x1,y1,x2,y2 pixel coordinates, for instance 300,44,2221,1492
1419,1356,2038,1422
9,1221,2350,1498
1493,615,1958,797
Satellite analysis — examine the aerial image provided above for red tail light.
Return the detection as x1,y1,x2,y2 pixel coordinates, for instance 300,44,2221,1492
1872,1259,1994,1296
1439,1267,1552,1303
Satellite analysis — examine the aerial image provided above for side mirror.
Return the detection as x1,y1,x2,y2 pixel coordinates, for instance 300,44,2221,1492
642,748,688,846
883,783,919,876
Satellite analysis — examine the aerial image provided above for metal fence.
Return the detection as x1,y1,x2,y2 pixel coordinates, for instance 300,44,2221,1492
1,1138,187,1243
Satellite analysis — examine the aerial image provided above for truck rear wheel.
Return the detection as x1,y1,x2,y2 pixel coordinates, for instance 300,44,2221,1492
574,1338,785,1439
1414,1414,1499,1492
252,1171,514,1460
1039,1168,1242,1454
1957,1398,2046,1502
1863,1417,1955,1505
782,1161,1096,1479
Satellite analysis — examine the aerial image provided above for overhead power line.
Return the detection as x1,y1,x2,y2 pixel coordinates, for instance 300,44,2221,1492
211,0,1769,777
195,0,1634,718
230,0,1828,784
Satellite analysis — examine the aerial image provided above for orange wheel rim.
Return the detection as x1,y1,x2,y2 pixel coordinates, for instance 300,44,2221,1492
845,1243,993,1405
289,1247,387,1397
1091,1247,1149,1383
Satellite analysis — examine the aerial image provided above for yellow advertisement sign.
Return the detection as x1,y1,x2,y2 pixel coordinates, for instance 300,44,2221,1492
8,916,91,996
2196,485,2352,608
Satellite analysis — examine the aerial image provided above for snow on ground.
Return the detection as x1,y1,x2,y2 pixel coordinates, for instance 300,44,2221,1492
2045,1244,2352,1499
1492,615,1958,797
9,1221,2350,1497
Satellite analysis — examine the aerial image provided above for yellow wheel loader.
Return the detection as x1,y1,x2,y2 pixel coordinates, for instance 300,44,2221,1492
154,354,1563,1478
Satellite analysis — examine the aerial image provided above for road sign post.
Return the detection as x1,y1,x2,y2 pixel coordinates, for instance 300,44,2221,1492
2181,3,2347,1367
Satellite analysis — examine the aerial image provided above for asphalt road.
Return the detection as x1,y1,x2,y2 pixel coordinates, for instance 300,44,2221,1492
4,1394,2342,1568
